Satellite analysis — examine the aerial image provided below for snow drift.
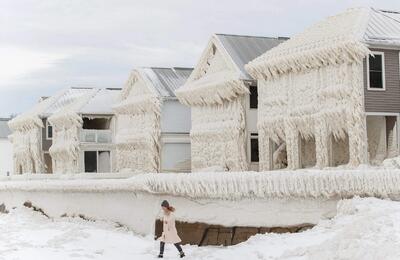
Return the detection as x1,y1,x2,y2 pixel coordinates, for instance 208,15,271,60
1,197,400,259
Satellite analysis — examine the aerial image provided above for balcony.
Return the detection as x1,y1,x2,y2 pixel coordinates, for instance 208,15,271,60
80,129,112,143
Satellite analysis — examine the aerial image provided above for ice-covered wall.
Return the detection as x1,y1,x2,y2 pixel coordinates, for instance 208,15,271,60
2,169,400,234
257,63,368,170
113,71,161,173
176,39,249,172
8,119,45,174
48,113,82,174
191,98,247,171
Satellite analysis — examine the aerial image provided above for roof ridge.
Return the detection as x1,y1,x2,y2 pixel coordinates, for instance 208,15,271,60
140,66,193,70
377,8,400,14
215,33,289,40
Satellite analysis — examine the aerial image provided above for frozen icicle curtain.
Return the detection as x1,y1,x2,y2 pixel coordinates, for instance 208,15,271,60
114,98,161,173
48,113,83,174
257,62,368,171
8,116,45,174
190,98,248,172
176,71,248,106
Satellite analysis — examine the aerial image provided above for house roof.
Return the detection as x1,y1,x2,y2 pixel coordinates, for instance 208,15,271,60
79,88,121,115
17,87,122,121
138,67,193,97
246,8,400,79
215,34,287,79
364,8,400,46
42,88,95,116
0,118,11,138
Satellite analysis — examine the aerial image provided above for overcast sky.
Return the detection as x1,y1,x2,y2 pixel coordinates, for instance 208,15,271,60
0,0,399,117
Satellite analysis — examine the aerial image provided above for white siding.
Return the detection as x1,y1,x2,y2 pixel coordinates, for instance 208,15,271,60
161,100,191,133
0,138,13,176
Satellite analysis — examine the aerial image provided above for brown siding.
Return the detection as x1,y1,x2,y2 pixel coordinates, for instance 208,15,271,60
364,48,400,113
42,118,52,151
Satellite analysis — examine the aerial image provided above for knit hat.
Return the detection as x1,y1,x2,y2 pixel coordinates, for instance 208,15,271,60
161,200,169,208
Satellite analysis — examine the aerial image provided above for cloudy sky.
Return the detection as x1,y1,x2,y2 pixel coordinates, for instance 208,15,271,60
0,0,399,117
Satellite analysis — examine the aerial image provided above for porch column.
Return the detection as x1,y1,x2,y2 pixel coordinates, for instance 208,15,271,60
348,113,368,166
347,62,368,166
285,126,300,170
259,132,273,171
315,120,330,168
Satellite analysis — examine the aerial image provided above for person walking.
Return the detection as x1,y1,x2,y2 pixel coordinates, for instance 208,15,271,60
158,200,185,258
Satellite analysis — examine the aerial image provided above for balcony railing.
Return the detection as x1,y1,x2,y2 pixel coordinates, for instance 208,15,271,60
80,129,112,143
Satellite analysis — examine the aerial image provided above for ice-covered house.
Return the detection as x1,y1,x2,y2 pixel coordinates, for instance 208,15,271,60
113,67,192,173
9,88,120,174
246,8,400,170
0,118,13,176
175,34,287,171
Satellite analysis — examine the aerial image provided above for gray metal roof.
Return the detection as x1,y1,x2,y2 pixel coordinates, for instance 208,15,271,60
140,67,193,97
216,34,287,79
79,88,121,115
0,118,11,138
364,8,400,46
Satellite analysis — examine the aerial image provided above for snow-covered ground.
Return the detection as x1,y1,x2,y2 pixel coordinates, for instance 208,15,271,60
1,197,400,260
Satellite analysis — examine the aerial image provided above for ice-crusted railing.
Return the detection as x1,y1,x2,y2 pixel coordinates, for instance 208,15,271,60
1,169,400,200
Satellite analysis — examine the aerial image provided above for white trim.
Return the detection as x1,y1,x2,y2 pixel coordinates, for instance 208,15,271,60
46,120,53,140
367,51,386,91
397,115,400,153
366,112,400,116
161,133,190,144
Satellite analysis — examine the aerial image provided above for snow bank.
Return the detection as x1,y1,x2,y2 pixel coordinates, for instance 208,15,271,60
1,197,400,259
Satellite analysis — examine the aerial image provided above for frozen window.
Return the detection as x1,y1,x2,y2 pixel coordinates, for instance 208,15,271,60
84,150,111,173
84,151,97,172
83,117,111,129
46,122,53,140
250,134,259,162
368,52,385,90
249,86,258,109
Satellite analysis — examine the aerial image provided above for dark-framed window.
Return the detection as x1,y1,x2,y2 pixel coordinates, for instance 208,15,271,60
250,134,259,162
249,86,258,109
84,151,97,173
46,121,53,140
368,52,385,90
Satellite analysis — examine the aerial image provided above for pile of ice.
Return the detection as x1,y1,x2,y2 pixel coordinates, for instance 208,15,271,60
0,197,400,259
383,156,400,169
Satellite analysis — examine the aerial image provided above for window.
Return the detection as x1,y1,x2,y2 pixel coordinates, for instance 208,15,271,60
249,86,258,109
250,134,259,162
367,52,385,90
46,121,53,140
82,117,111,130
84,151,97,173
84,150,111,173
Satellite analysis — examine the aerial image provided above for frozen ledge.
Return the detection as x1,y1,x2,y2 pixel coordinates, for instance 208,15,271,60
1,169,400,200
